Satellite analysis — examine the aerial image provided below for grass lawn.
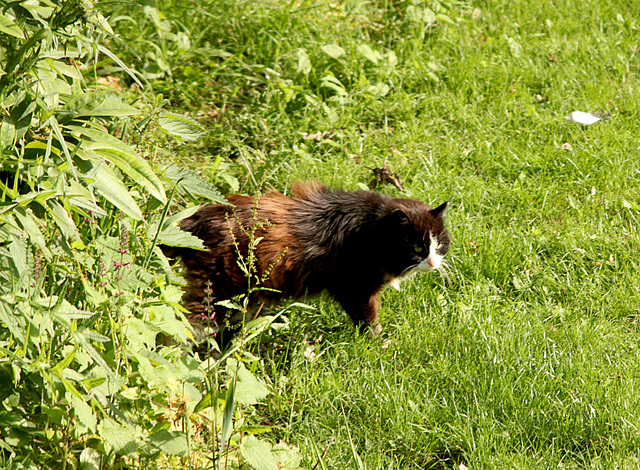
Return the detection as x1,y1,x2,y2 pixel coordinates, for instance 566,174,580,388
113,0,640,467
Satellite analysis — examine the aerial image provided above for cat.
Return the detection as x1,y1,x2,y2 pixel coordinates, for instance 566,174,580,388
162,182,450,341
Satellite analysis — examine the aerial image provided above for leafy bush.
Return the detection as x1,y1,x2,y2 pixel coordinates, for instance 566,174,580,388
0,1,300,468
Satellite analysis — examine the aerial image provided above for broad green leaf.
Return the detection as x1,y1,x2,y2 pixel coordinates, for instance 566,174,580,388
13,208,52,258
148,430,189,457
73,330,117,382
91,163,144,220
156,223,206,250
77,328,110,343
233,362,269,406
158,112,206,143
50,350,76,377
296,48,311,75
0,13,25,39
65,180,108,217
73,395,97,432
141,0,163,30
79,448,102,470
357,44,381,65
321,44,346,60
0,298,26,343
436,13,457,25
81,377,106,390
423,8,436,23
507,36,523,58
164,164,225,203
98,418,137,455
48,59,83,80
271,442,304,469
147,305,190,344
0,119,16,148
8,233,28,279
11,94,37,141
124,317,159,349
239,436,279,470
163,205,200,230
194,391,215,413
58,92,140,119
320,75,348,96
49,201,78,239
68,125,166,202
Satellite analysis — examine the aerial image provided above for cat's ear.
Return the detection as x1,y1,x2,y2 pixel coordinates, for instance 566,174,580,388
430,201,449,218
390,209,411,226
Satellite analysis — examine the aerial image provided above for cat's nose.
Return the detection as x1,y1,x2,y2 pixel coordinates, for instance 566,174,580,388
429,258,439,268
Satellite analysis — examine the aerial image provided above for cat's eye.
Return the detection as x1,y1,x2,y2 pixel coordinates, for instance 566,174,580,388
415,246,424,253
436,243,442,250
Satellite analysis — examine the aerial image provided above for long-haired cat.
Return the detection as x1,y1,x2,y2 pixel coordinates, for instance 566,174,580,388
162,183,449,340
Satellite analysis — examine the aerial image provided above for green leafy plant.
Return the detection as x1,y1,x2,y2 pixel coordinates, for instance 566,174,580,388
0,1,298,468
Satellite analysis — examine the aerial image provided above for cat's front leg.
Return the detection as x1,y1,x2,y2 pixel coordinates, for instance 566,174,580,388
333,291,382,337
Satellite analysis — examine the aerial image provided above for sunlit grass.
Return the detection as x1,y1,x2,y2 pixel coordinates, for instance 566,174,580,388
111,0,640,467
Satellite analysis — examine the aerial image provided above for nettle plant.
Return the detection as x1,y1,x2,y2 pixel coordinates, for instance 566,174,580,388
0,1,300,469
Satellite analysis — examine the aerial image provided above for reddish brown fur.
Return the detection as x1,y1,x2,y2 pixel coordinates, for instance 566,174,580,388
162,183,450,340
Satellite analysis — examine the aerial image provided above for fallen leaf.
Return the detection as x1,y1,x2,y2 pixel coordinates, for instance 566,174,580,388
369,164,404,191
566,111,606,125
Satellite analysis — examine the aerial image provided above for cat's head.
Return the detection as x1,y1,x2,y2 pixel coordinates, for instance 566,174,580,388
383,200,450,277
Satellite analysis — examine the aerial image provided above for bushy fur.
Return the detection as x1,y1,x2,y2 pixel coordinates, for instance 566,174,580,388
163,183,450,337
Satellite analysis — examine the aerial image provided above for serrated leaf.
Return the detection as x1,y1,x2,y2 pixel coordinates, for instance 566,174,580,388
79,448,102,470
227,361,269,406
98,418,137,455
157,223,206,250
321,44,346,59
58,92,140,120
124,317,159,349
68,125,166,202
240,436,279,470
148,430,189,457
13,207,52,258
91,163,144,220
164,164,225,203
158,112,206,143
0,13,25,39
272,442,304,469
73,394,97,433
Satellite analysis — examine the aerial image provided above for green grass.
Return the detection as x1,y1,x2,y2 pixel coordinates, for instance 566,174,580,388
111,0,640,467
